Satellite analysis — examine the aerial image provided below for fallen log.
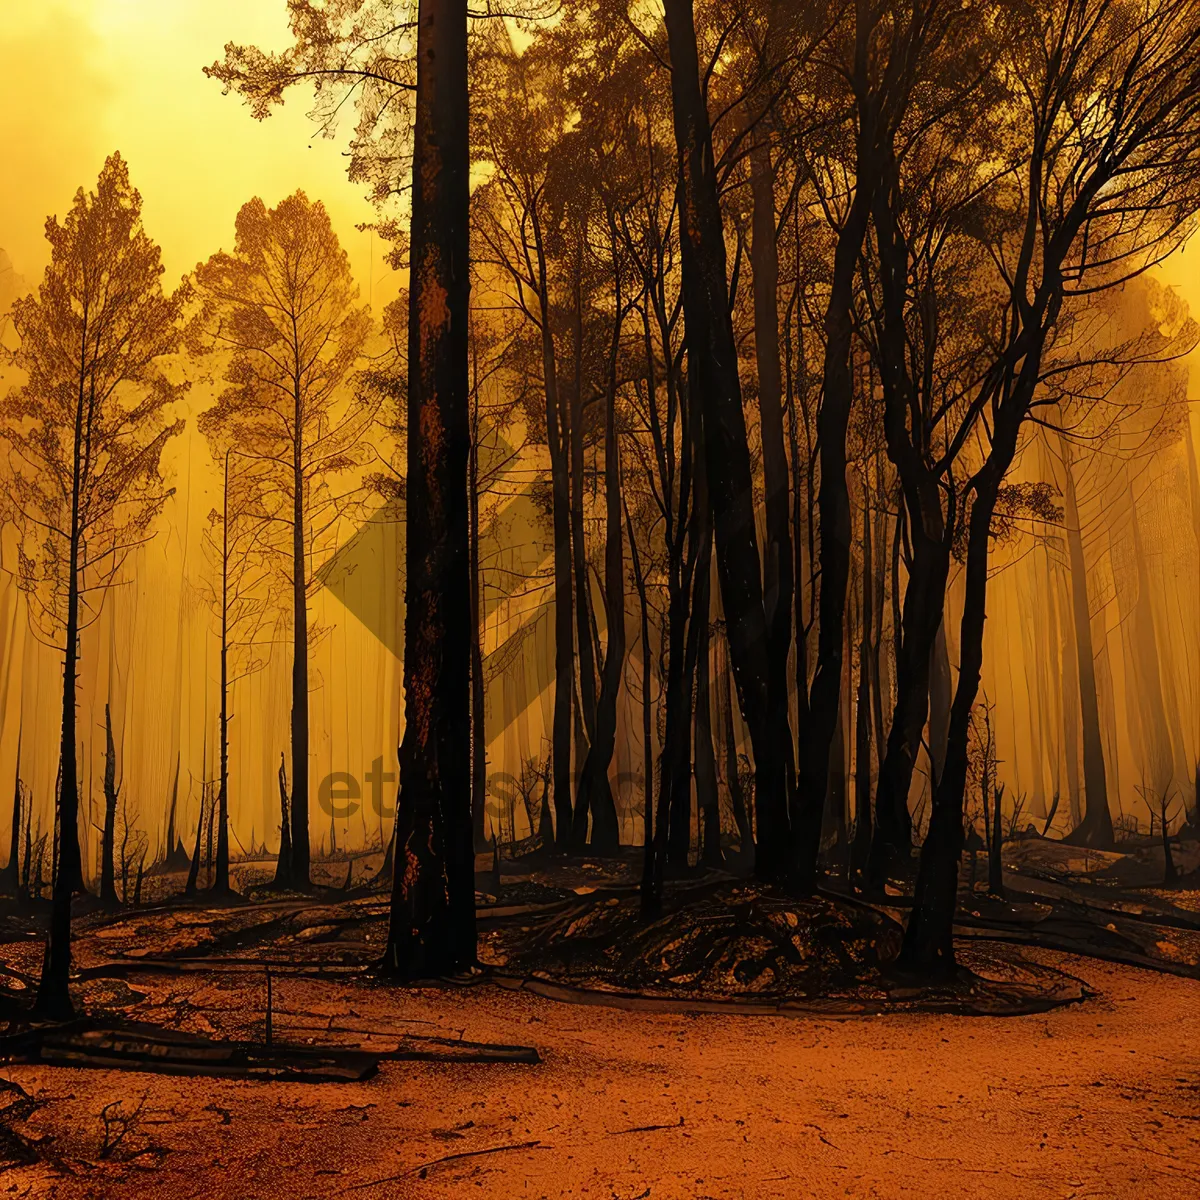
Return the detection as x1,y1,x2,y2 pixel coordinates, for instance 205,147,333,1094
3,1017,540,1079
37,1023,378,1082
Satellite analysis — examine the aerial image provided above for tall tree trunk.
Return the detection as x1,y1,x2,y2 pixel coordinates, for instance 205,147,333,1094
662,0,785,881
824,598,851,869
574,269,625,854
852,497,874,875
383,0,476,977
666,432,711,868
866,153,952,887
1058,435,1113,849
215,450,232,894
205,782,216,886
530,203,575,853
22,787,32,902
290,385,310,886
750,115,796,807
901,389,1029,973
626,501,654,875
792,149,877,889
570,247,598,755
988,785,1004,897
870,472,889,807
469,416,488,852
100,703,118,908
37,367,88,1017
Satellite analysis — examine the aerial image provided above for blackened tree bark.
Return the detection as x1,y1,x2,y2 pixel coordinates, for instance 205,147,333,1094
185,787,205,897
528,207,576,852
273,752,292,887
382,0,476,977
215,451,232,895
661,0,785,879
902,0,1200,976
665,417,710,869
865,133,957,889
851,497,874,874
289,384,310,886
750,115,796,810
792,180,872,887
988,784,1004,897
100,704,119,908
626,499,654,878
573,249,625,853
469,398,487,851
902,404,1024,970
569,248,599,764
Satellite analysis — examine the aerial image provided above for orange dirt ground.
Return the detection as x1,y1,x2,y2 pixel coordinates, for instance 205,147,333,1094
1,949,1197,1199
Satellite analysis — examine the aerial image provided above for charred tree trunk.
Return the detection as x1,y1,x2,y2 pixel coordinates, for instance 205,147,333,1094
750,113,796,813
666,436,711,868
382,0,476,977
185,794,204,897
792,131,877,890
646,485,698,906
627,500,654,870
569,248,598,762
573,250,624,854
205,791,216,888
530,200,575,854
824,605,851,871
866,152,952,888
215,450,232,895
870,484,889,793
852,499,874,876
901,374,1031,973
662,0,785,881
290,383,310,887
100,703,119,908
469,417,488,852
164,752,187,868
21,794,31,901
988,785,1004,897
37,368,88,1017
273,752,292,888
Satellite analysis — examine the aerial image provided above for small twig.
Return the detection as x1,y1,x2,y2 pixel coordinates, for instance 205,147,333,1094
346,1140,544,1189
611,1116,684,1136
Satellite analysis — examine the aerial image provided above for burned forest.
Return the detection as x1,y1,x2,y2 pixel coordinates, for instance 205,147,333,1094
0,0,1198,1196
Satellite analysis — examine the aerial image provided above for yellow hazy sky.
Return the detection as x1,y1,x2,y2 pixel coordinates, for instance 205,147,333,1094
0,0,1197,388
1,0,399,307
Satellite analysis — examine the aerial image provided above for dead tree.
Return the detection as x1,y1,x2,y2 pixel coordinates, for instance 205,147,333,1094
273,753,292,888
99,703,120,908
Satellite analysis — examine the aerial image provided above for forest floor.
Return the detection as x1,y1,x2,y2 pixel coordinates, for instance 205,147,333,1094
0,952,1194,1199
0,838,1196,1197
